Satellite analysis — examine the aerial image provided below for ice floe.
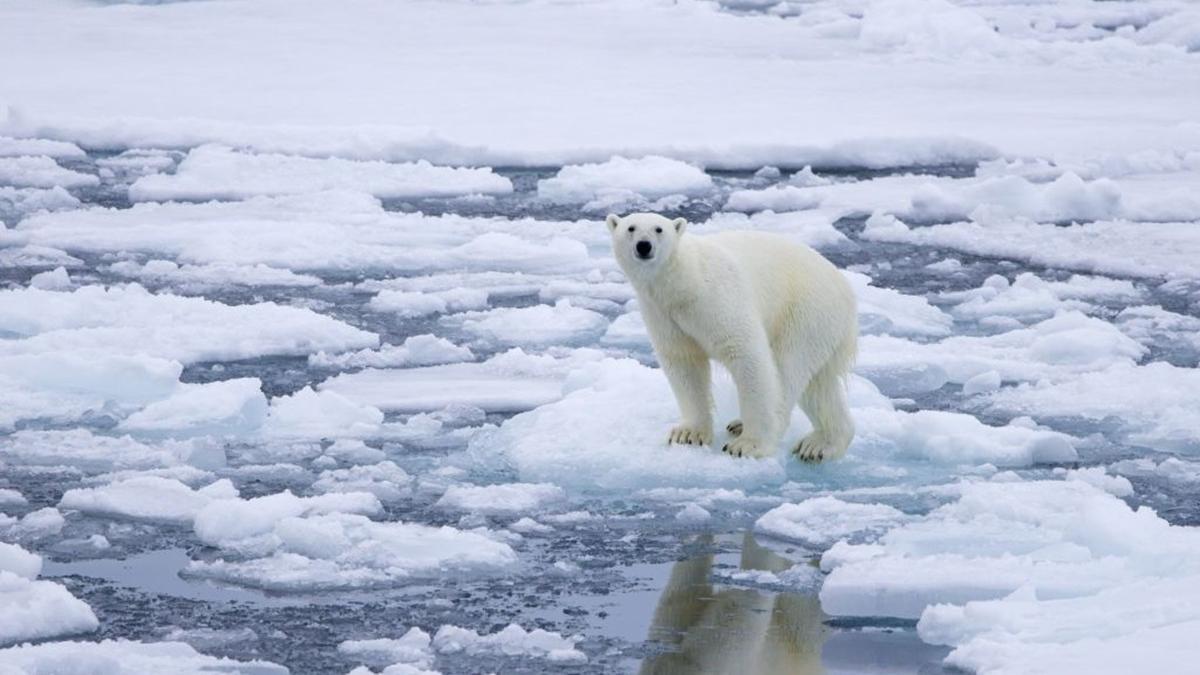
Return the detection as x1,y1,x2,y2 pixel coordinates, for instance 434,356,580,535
118,378,268,438
128,145,512,201
340,627,435,670
109,259,322,288
60,477,239,525
0,284,377,364
988,360,1200,451
0,136,84,159
0,155,96,189
821,478,1199,621
0,542,97,645
435,483,565,516
755,497,908,547
320,348,602,413
0,639,287,674
261,387,385,440
309,335,474,371
0,185,80,221
432,623,586,663
11,194,593,274
187,503,516,590
537,155,712,208
451,300,609,348
858,311,1145,391
0,429,224,474
864,214,1200,281
940,272,1142,323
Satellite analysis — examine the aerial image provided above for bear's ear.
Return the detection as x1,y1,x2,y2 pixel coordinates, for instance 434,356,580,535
606,214,621,231
673,217,687,234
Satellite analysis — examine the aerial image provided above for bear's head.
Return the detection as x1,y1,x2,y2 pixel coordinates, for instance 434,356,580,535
605,212,687,279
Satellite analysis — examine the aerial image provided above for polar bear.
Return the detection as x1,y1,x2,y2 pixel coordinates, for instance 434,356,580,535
607,212,857,461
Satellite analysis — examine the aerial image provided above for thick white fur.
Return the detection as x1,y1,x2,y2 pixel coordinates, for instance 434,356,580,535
607,212,857,461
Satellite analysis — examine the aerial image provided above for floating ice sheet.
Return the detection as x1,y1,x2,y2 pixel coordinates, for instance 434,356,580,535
0,639,287,674
0,542,97,646
129,145,512,201
319,348,603,413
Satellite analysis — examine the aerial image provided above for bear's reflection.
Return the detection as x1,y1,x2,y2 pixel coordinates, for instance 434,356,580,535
640,533,827,675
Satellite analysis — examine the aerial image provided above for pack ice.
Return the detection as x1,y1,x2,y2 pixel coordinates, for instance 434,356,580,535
0,0,1198,673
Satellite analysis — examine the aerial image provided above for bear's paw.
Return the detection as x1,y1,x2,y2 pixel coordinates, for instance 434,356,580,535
667,425,712,447
794,433,836,463
722,436,771,459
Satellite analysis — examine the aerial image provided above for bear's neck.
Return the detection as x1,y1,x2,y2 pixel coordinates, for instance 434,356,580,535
629,237,699,301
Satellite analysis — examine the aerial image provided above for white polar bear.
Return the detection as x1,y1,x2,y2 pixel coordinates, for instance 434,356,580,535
607,212,857,461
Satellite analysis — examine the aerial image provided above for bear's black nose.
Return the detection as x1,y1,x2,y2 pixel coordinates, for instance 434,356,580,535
635,240,653,259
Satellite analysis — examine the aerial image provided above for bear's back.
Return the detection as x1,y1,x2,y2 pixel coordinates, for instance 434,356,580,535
697,229,852,333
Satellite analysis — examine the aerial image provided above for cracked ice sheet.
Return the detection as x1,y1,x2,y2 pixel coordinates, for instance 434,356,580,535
319,348,607,414
727,164,1200,224
50,482,517,593
466,357,1076,494
0,429,224,474
0,542,98,646
0,640,287,674
808,475,1200,675
862,214,1200,281
820,478,1200,619
6,192,594,274
185,500,517,591
4,195,849,281
128,145,513,202
856,311,1146,395
986,360,1200,452
0,284,377,364
0,283,376,430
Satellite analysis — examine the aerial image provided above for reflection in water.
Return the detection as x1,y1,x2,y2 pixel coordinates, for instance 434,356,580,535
640,533,826,675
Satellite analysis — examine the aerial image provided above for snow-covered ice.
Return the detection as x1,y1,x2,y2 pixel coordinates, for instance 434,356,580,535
435,483,565,516
309,335,473,371
755,497,908,548
129,145,512,202
60,477,239,525
432,623,586,664
864,214,1200,281
0,284,377,364
451,300,609,348
0,640,287,674
0,155,97,189
319,348,602,413
537,155,713,209
0,542,97,645
187,511,517,591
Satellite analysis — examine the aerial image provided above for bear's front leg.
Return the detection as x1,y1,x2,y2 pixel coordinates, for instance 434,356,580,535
716,335,780,459
659,345,713,447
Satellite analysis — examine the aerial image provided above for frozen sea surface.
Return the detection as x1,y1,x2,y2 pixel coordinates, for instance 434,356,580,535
2,144,1196,673
1,1,1199,673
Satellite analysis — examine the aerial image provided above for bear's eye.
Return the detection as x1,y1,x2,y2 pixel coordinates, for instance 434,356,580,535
655,227,663,233
627,225,635,232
